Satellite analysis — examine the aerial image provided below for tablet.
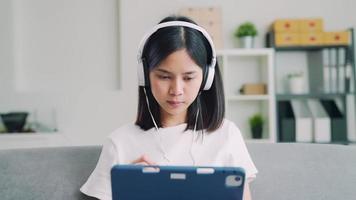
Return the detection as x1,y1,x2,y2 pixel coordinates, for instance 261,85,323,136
111,165,245,200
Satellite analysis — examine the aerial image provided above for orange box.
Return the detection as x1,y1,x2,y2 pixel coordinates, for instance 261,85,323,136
273,19,300,32
300,32,323,46
275,33,301,46
240,84,267,95
300,18,323,32
323,31,350,45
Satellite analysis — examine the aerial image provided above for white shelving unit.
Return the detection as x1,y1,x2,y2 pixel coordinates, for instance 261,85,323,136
217,48,276,142
0,132,69,150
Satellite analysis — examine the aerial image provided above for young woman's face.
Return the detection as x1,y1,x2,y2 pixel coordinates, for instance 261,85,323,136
149,49,203,122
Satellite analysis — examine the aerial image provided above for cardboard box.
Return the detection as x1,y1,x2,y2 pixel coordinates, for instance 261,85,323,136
323,31,350,45
275,33,301,46
198,21,223,49
273,19,300,32
178,7,221,24
240,83,267,95
300,32,323,46
300,18,323,32
179,7,223,49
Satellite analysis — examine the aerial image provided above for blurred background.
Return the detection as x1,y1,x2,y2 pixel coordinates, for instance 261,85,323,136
1,0,355,148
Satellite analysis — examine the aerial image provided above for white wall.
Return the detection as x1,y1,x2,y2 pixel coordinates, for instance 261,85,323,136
1,0,356,146
1,0,137,145
0,0,14,93
12,0,119,92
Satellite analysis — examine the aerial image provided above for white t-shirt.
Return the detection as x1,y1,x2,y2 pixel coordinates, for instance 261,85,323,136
80,119,258,200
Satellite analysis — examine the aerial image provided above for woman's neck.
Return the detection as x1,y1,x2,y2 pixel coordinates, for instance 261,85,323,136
160,112,187,128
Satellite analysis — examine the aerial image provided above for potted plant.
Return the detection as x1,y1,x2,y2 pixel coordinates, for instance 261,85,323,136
286,71,305,94
0,112,28,133
249,114,264,139
234,22,258,48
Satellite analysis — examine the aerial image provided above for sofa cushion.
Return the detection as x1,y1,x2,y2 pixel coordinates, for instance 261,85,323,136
0,143,355,200
248,143,356,200
0,146,100,200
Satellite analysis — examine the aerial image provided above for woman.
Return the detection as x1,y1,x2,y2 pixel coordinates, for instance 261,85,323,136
80,15,258,200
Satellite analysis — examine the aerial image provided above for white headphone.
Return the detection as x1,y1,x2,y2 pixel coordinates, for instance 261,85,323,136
137,21,217,91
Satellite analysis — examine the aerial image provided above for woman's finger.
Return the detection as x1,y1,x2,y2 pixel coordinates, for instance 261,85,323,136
131,155,157,166
141,155,156,165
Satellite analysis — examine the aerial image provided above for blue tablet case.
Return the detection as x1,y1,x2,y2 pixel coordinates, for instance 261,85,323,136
111,165,245,200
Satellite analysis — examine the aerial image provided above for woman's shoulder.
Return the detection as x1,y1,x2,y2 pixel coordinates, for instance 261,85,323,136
203,119,245,147
108,123,144,140
218,118,240,132
214,119,243,139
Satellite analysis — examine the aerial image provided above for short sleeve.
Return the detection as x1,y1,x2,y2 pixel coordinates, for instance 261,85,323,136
228,122,258,183
80,138,118,200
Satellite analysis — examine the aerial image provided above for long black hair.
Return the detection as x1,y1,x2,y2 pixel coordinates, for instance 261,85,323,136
135,15,225,132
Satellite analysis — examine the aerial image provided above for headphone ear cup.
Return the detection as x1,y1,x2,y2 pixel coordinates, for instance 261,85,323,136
137,57,150,87
203,66,215,90
137,60,145,86
200,66,209,91
142,58,150,87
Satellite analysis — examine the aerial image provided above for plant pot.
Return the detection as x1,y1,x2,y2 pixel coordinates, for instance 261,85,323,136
251,125,263,139
0,112,28,133
288,77,305,94
239,36,254,48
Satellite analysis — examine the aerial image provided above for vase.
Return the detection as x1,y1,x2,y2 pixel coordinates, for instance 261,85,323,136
251,125,263,139
239,36,254,48
288,77,305,94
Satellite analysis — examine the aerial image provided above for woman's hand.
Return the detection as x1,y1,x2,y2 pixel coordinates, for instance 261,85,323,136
131,155,157,165
244,183,252,200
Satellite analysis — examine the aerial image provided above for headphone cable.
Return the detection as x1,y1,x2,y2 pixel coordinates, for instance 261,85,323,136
143,87,199,165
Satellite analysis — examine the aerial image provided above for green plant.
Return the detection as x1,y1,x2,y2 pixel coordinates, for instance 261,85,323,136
249,114,264,128
235,22,258,38
287,71,304,79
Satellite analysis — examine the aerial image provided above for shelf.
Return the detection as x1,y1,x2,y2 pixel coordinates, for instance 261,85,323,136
216,48,273,56
228,95,270,101
269,28,356,144
246,138,274,143
274,45,350,52
276,93,348,100
281,141,356,145
0,132,68,150
220,48,276,143
0,132,61,138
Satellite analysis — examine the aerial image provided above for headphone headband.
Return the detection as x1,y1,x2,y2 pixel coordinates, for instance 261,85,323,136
137,21,216,90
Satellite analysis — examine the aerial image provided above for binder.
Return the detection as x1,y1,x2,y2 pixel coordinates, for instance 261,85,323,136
308,50,325,93
308,48,346,93
291,100,313,142
347,95,356,142
337,48,346,93
320,99,347,142
322,49,331,93
307,99,331,143
346,62,355,93
329,49,338,93
277,101,295,142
